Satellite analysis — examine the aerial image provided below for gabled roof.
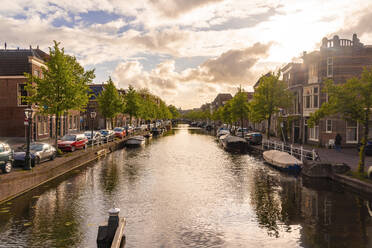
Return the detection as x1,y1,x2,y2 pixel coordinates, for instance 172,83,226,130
0,48,49,76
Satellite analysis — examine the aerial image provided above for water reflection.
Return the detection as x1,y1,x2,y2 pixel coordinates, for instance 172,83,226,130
1,125,372,247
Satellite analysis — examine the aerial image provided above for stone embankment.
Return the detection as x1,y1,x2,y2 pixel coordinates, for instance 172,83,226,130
250,144,372,196
0,135,133,204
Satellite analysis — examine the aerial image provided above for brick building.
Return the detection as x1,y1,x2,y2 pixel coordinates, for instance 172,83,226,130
0,46,80,140
281,34,372,146
211,93,233,111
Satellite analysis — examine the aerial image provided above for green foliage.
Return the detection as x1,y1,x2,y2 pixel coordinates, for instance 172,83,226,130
24,41,95,147
250,72,293,139
309,68,372,173
123,85,141,124
230,87,250,127
168,105,180,119
96,77,123,127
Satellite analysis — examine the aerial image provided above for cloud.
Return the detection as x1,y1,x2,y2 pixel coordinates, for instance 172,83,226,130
148,0,223,18
112,42,272,108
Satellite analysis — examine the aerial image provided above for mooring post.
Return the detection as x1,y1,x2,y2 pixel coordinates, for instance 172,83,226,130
97,208,121,248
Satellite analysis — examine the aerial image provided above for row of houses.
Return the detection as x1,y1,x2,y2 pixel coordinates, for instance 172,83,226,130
276,34,372,147
200,34,372,147
0,46,130,141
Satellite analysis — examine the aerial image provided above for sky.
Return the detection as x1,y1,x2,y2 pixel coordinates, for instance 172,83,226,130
1,0,372,109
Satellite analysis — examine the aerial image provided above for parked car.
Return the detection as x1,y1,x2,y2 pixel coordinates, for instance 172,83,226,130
245,132,263,145
0,142,13,173
114,127,126,139
236,128,249,137
99,129,115,143
58,134,88,152
357,140,372,156
14,142,57,166
124,126,134,135
84,131,102,145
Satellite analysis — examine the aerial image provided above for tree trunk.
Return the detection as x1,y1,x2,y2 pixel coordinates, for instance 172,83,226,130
129,114,132,125
55,114,59,149
358,110,369,174
111,117,114,129
241,115,244,138
267,114,271,140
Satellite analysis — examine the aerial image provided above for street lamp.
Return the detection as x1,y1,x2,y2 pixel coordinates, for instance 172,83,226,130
24,107,34,170
90,111,96,146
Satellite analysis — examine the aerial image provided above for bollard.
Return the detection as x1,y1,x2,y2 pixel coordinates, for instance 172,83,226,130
97,208,120,248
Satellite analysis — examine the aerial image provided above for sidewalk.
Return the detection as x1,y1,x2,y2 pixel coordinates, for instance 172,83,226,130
263,137,372,172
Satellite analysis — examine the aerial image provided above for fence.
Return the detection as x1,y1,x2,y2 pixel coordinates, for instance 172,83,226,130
262,139,319,162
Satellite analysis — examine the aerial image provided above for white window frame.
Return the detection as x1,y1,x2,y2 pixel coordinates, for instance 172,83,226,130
327,57,333,77
326,119,332,133
309,125,319,141
346,120,358,143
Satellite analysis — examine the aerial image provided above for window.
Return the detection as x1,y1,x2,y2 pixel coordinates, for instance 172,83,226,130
309,64,318,84
305,95,311,108
346,120,358,143
326,120,332,133
309,125,319,141
38,116,44,135
327,57,333,77
17,84,28,106
313,87,319,108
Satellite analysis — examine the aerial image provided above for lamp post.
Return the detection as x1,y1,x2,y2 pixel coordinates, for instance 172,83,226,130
90,111,96,145
24,107,34,170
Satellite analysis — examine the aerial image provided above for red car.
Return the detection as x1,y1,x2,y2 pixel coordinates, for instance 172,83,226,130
113,127,126,139
58,134,88,152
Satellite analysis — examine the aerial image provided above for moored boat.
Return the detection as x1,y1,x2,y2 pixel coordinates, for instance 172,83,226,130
144,132,152,138
262,150,302,173
126,136,145,147
151,127,163,136
221,135,248,153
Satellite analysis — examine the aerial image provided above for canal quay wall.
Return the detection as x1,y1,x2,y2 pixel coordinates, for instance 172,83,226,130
0,135,139,204
249,144,372,197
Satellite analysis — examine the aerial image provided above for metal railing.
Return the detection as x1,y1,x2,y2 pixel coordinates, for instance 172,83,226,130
262,139,320,162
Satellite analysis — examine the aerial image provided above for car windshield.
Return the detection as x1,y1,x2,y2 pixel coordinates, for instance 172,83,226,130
30,144,44,151
114,128,122,131
61,135,76,141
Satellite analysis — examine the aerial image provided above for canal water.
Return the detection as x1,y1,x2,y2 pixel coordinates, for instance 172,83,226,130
1,124,372,247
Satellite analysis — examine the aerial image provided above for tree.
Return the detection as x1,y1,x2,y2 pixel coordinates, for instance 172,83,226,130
25,41,95,147
250,72,293,139
168,105,180,119
231,87,250,137
309,68,372,174
96,77,123,128
123,85,141,125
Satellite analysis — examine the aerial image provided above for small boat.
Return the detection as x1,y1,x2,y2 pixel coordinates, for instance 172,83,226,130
144,132,152,138
217,129,230,138
263,150,302,173
126,136,145,147
151,127,163,136
221,135,248,153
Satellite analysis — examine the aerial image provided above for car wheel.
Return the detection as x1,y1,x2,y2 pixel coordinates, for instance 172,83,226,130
1,161,12,173
50,153,56,161
35,157,41,165
71,146,76,152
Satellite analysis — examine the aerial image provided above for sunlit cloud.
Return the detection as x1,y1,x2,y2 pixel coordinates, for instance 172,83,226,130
1,0,372,108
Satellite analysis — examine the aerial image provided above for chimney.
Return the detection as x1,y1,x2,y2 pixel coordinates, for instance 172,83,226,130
4,42,7,50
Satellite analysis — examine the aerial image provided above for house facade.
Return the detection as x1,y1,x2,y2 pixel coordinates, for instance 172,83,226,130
0,46,80,140
281,34,372,146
